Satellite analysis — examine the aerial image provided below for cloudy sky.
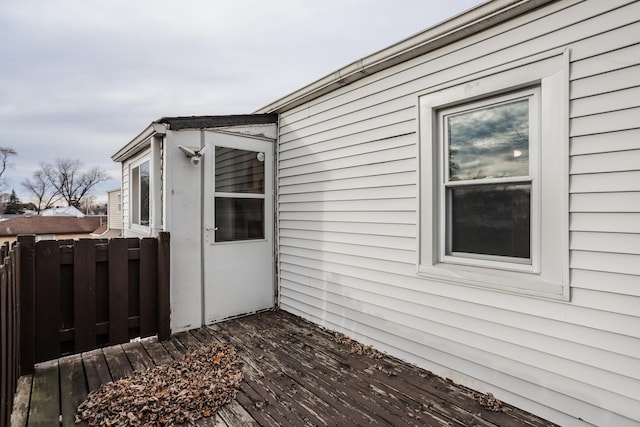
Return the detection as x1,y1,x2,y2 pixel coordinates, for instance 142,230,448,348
0,0,483,203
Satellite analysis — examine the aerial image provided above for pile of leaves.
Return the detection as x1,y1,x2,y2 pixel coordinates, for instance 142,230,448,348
473,391,504,412
333,332,385,359
76,343,243,426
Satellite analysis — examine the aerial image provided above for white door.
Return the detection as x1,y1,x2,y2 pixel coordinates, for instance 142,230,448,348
203,130,274,324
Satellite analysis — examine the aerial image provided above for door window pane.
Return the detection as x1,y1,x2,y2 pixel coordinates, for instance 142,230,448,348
215,198,264,242
448,99,529,181
215,147,265,193
449,184,530,259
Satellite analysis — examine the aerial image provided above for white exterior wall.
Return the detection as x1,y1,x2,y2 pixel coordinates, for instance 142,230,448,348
275,1,640,425
163,129,204,332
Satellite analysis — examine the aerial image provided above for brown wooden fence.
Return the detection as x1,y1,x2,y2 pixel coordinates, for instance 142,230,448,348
0,242,20,427
21,233,171,368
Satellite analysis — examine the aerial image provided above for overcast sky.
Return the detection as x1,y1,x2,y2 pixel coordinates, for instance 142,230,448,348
0,0,483,203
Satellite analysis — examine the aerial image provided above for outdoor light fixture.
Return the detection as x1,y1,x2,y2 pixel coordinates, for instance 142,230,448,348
178,145,207,165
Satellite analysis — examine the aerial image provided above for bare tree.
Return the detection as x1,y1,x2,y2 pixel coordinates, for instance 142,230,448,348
49,159,109,208
23,158,110,210
22,166,61,212
0,147,17,189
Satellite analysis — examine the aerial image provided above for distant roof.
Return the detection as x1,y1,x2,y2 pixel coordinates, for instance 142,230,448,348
0,216,106,236
40,206,85,217
156,114,278,130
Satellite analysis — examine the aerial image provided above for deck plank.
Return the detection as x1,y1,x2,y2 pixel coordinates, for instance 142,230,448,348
59,354,88,427
121,341,154,372
27,361,59,427
174,330,205,350
141,337,174,365
9,374,32,427
102,345,133,380
82,349,112,392
218,400,259,426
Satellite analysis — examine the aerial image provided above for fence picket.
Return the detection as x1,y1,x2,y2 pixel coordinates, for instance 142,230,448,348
34,240,61,363
1,266,7,427
139,238,158,338
74,239,96,352
18,235,35,376
157,232,171,341
108,238,129,345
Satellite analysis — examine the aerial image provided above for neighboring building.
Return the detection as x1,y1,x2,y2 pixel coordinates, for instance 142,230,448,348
92,189,123,238
113,1,640,425
0,216,107,245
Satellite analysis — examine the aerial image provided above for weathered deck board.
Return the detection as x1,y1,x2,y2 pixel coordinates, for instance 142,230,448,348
9,375,31,427
27,361,59,426
12,310,556,426
58,355,87,427
81,349,111,393
102,345,133,381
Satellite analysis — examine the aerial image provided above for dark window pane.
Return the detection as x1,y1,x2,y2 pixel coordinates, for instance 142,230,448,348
140,161,150,226
215,197,264,242
215,147,265,194
131,166,140,224
132,160,149,226
449,184,530,259
448,99,529,181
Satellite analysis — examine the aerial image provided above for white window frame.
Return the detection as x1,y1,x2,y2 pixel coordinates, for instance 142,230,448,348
438,88,540,273
130,156,150,231
418,49,570,300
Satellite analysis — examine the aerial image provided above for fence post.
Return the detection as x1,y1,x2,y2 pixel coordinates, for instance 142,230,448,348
157,232,170,341
17,235,35,376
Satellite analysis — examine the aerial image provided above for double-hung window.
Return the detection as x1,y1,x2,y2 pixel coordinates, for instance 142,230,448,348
439,89,538,270
418,49,570,299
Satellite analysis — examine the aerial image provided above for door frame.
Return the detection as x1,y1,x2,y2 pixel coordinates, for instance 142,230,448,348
201,129,277,324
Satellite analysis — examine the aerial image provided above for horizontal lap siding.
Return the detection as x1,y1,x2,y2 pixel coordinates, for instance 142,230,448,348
276,1,640,425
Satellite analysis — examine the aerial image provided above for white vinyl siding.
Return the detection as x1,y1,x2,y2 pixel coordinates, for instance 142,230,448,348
107,190,122,231
275,1,640,426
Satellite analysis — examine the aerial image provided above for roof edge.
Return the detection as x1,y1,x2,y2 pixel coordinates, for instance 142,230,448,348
111,123,167,163
255,0,554,114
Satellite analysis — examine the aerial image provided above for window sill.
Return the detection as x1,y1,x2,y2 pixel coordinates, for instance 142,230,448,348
417,262,568,301
130,224,151,234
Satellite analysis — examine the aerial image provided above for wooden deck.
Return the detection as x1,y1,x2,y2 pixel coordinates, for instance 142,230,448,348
12,310,556,426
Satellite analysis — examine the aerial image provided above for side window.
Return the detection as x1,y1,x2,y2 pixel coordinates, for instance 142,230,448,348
131,160,150,227
438,89,538,268
418,50,569,299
